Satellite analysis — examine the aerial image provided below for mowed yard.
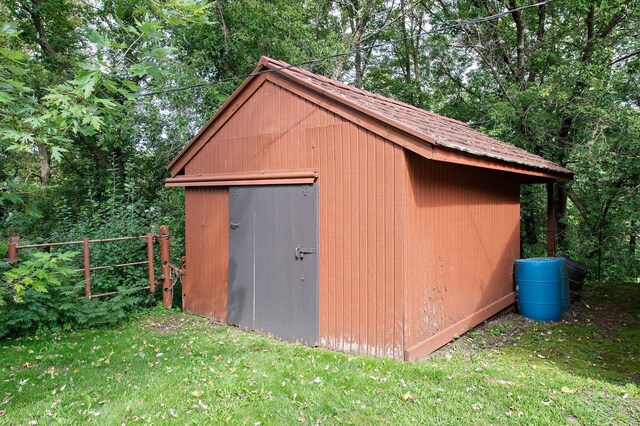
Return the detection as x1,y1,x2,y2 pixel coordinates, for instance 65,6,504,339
0,282,638,425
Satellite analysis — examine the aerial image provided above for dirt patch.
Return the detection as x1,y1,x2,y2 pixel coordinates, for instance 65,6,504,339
431,309,536,357
138,313,213,333
432,282,639,358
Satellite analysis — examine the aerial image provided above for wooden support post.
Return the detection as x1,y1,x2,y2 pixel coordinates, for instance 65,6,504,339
83,237,91,299
546,182,556,257
7,234,19,262
159,225,172,308
146,233,156,292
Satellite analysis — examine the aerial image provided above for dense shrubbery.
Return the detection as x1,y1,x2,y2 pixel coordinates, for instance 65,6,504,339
0,179,184,338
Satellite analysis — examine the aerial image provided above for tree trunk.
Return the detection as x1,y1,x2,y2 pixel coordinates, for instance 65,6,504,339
36,142,50,189
553,182,568,250
520,186,539,246
215,0,230,74
354,43,364,88
399,0,413,102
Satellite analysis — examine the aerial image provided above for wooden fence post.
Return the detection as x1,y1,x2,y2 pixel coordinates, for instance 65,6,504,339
7,234,19,263
159,225,172,308
546,182,556,257
83,237,91,299
146,233,156,292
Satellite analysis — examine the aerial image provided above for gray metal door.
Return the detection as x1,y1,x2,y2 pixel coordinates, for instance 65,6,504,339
228,184,318,344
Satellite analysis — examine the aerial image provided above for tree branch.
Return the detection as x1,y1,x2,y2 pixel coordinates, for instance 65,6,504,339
611,48,640,64
597,8,628,39
508,0,526,85
25,0,57,57
566,187,588,219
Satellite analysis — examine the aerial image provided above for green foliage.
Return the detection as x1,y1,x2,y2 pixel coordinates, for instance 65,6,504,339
360,0,640,280
0,278,148,339
2,250,77,302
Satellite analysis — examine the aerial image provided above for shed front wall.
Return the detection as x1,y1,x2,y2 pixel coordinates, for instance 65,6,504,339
182,79,406,358
404,152,520,359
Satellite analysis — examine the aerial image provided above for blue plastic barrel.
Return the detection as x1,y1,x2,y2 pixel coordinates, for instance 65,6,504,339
514,258,564,322
558,259,571,312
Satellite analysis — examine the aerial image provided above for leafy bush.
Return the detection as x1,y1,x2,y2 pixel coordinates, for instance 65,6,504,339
0,241,157,338
0,279,149,338
0,184,176,338
2,250,78,303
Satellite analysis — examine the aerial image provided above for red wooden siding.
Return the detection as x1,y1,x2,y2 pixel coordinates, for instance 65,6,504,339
319,124,406,358
182,80,406,358
403,152,520,359
184,187,229,321
184,80,319,175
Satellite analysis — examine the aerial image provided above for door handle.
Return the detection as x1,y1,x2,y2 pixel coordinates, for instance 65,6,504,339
295,246,317,259
230,222,240,229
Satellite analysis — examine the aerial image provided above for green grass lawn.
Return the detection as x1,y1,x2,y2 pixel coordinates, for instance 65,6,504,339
0,282,638,425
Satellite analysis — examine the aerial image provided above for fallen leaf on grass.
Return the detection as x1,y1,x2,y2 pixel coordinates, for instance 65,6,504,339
402,391,417,402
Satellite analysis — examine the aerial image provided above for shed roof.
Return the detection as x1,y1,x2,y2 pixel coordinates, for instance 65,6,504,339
168,56,574,179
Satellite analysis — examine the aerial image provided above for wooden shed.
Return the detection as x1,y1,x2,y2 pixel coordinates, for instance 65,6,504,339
166,56,574,360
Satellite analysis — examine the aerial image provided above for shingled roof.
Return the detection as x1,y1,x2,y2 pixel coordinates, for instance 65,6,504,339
168,56,573,178
258,57,573,177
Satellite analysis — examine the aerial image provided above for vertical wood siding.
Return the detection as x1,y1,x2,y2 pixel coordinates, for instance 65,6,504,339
404,152,520,351
184,187,229,321
182,80,405,358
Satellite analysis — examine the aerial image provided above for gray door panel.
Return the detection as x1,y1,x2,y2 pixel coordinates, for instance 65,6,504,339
228,185,318,345
228,187,256,329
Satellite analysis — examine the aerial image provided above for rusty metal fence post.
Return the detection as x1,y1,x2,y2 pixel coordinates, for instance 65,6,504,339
6,229,176,304
159,225,172,308
146,233,156,292
7,234,19,262
83,237,91,299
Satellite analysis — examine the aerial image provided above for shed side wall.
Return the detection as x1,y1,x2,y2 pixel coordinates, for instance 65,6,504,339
182,80,406,358
404,152,520,355
184,187,229,321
